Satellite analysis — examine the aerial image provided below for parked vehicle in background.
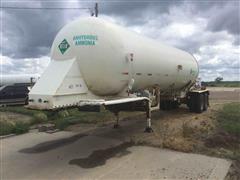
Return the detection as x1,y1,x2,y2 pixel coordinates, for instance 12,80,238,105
0,85,29,105
0,74,39,106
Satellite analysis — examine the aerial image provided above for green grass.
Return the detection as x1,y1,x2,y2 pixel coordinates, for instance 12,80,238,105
31,112,48,124
0,106,44,116
0,106,52,126
202,81,240,87
0,121,29,136
0,106,49,135
14,122,29,134
216,103,240,136
54,109,114,130
0,106,116,135
0,106,140,135
0,121,15,136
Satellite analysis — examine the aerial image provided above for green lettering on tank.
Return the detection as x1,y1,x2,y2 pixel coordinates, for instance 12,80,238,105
58,39,70,54
73,35,98,46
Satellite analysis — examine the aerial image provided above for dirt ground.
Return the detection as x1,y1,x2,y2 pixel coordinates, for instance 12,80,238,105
66,88,239,148
66,87,240,179
67,89,238,151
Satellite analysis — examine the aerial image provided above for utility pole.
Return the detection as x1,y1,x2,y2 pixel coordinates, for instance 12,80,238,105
95,3,98,17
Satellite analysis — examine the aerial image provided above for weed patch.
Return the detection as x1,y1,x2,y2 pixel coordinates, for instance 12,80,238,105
32,112,48,124
0,121,15,136
216,103,240,137
0,121,29,136
14,122,29,134
204,103,240,162
55,118,70,130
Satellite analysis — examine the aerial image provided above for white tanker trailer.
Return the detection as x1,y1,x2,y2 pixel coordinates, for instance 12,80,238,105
28,17,209,132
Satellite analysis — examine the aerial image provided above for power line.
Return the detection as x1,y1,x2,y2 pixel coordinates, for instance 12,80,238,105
0,6,91,10
94,3,98,17
0,3,99,16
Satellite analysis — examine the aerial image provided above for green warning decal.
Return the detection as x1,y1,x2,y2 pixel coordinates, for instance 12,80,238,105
58,39,70,54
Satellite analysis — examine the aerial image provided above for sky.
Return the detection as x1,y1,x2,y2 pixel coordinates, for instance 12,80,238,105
0,0,239,81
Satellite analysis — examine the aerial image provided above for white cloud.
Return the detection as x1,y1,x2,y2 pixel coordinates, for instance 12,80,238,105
196,41,240,81
1,55,50,75
121,3,239,81
0,55,13,65
166,23,196,38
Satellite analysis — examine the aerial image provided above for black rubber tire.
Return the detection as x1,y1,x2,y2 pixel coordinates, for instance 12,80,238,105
24,97,29,105
172,101,179,109
160,101,166,110
160,100,172,110
203,93,208,111
188,95,195,112
165,100,171,110
196,93,204,113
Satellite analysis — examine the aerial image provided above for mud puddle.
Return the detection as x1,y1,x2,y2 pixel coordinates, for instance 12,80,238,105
19,133,87,153
69,141,133,168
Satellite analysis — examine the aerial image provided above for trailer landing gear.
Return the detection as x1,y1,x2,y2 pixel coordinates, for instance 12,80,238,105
144,118,153,132
144,101,153,133
113,112,120,129
107,98,153,132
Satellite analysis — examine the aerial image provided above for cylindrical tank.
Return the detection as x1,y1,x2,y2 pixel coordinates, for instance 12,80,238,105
51,17,198,96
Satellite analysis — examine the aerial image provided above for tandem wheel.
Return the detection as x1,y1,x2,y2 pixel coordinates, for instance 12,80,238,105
188,92,209,113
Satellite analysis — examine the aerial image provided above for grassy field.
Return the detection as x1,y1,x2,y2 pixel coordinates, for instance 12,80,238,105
202,81,240,87
0,120,30,136
217,103,240,137
204,103,240,158
0,106,109,135
0,106,140,135
210,103,240,179
1,102,240,137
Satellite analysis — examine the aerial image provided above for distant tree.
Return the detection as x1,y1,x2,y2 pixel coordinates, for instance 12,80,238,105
215,76,223,83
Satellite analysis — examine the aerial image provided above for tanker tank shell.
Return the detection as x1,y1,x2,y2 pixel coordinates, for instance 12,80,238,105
29,17,199,109
52,18,198,95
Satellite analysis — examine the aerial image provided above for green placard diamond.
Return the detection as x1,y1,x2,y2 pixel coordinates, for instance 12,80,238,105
58,39,70,54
